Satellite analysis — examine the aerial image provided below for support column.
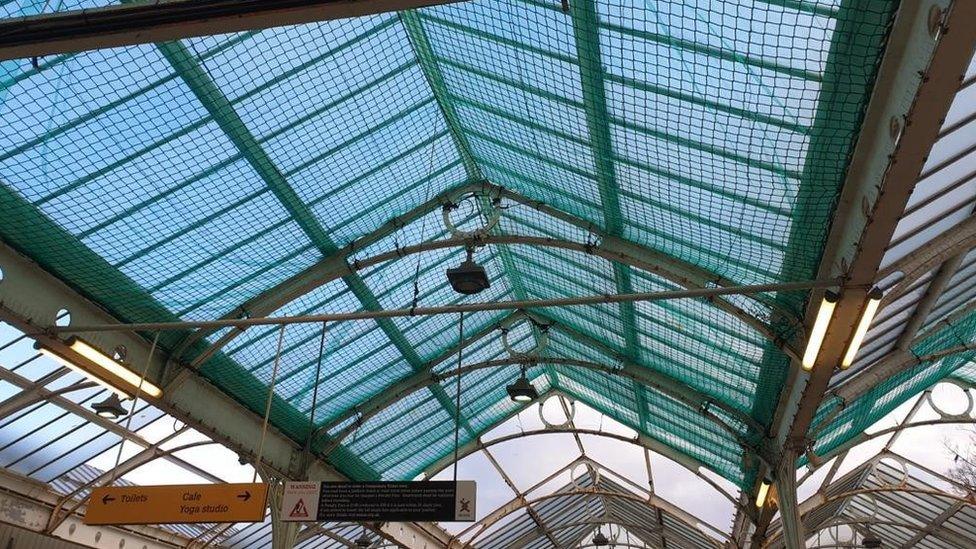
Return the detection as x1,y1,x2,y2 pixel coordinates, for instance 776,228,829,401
775,449,804,549
268,479,301,549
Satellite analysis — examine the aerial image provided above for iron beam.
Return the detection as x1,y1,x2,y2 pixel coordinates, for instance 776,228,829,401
314,350,764,451
425,424,712,483
894,253,964,349
53,278,834,334
879,214,976,302
0,0,465,61
775,448,805,549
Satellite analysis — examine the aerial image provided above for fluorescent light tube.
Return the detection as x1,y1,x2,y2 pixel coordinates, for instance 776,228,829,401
756,480,771,508
35,338,162,398
841,288,883,369
802,292,838,371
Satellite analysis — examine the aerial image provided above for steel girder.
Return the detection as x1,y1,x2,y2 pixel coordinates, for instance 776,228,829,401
0,0,466,61
879,215,976,302
833,300,976,406
315,355,763,456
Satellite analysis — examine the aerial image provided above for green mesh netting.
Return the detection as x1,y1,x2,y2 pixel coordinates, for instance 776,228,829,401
555,363,747,483
548,331,750,483
0,0,899,488
952,364,976,386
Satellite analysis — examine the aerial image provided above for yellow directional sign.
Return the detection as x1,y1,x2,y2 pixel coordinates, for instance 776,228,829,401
84,483,268,525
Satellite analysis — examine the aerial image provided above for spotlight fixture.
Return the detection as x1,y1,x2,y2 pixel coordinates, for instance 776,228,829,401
592,530,610,546
34,337,162,399
506,366,538,403
862,534,882,548
91,393,128,419
841,287,884,369
355,531,372,548
802,291,839,371
446,246,490,295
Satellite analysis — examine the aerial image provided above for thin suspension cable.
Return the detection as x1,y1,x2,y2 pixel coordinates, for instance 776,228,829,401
55,279,840,334
453,310,464,483
109,332,159,484
306,322,328,450
253,324,286,482
412,138,439,311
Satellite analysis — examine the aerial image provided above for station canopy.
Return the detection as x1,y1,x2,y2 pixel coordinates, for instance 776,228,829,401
1,0,975,523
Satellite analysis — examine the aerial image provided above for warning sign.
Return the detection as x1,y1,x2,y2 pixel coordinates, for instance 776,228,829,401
281,482,320,522
290,499,309,518
282,480,476,522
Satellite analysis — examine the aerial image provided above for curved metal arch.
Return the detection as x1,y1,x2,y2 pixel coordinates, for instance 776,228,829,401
765,513,976,548
421,428,741,507
501,518,722,549
309,306,765,444
0,377,96,420
807,416,976,467
313,355,764,462
766,485,976,548
815,486,975,508
530,309,761,412
175,181,799,369
460,487,726,547
879,214,976,302
576,540,660,549
339,235,791,353
832,302,976,405
46,437,218,533
181,235,794,367
294,523,363,547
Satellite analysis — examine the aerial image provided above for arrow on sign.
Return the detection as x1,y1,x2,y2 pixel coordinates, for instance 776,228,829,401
102,495,116,505
237,491,251,502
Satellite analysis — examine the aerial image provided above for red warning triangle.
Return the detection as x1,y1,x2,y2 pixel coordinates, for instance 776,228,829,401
289,498,309,518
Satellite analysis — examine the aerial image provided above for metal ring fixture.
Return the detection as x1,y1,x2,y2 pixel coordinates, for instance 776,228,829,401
601,523,622,543
825,520,856,545
569,460,600,491
441,193,501,239
825,523,855,546
539,393,576,429
925,380,974,420
844,492,879,525
112,344,128,361
875,455,910,488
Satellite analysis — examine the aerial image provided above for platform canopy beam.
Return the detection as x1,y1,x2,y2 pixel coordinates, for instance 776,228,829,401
0,0,467,61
